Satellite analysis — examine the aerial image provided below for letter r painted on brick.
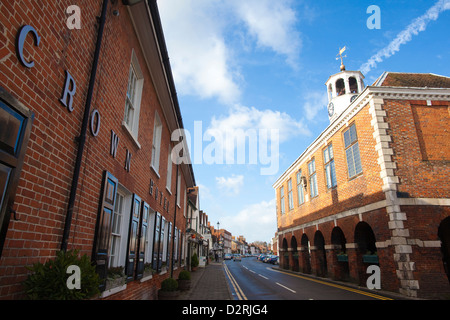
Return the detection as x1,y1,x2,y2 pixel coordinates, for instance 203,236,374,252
60,70,77,112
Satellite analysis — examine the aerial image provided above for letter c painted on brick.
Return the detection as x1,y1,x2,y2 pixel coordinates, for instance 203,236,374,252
16,25,41,68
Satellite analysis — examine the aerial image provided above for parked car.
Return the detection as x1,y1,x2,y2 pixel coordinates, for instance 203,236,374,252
266,255,279,264
224,253,232,260
233,254,241,261
257,254,267,261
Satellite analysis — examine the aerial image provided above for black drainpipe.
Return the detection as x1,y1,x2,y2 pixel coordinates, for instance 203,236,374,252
61,0,109,252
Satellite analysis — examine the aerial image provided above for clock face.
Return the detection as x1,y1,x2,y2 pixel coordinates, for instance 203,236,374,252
328,102,334,117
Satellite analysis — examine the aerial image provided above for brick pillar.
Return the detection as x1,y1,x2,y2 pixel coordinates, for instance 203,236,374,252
346,244,360,284
369,97,419,297
299,247,311,274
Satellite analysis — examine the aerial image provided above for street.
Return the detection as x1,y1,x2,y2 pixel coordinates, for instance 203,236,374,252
223,257,394,300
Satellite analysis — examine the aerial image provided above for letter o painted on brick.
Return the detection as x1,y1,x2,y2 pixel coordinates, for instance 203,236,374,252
90,109,101,137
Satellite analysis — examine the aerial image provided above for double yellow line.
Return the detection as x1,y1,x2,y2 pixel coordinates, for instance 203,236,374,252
271,268,393,300
223,263,247,300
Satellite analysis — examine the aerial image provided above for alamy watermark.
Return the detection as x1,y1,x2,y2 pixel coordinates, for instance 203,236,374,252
170,121,280,176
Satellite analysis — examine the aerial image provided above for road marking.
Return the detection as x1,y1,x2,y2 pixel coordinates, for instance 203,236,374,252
258,274,269,280
276,282,296,293
223,263,248,300
270,267,393,300
249,269,256,273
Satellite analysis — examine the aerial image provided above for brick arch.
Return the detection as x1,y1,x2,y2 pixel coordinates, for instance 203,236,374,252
291,236,299,271
313,230,327,277
438,216,450,283
300,233,311,274
281,238,289,269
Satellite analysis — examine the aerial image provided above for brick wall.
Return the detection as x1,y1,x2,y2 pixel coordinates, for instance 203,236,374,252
0,1,190,299
385,99,450,198
277,102,384,231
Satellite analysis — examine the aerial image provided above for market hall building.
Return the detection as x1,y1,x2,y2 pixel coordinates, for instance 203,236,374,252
273,60,450,299
0,0,195,299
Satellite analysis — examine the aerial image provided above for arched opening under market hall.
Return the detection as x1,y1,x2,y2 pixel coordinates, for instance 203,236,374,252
314,231,327,277
438,216,450,283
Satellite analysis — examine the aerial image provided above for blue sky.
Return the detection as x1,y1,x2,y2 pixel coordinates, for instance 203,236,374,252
157,0,450,243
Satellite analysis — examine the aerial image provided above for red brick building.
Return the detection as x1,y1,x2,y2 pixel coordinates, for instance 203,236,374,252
0,0,195,299
274,68,450,299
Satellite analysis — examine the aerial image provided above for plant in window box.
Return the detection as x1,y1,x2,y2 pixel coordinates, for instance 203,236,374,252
106,266,126,290
23,250,100,300
177,270,191,291
362,251,379,264
336,252,348,262
143,263,154,278
161,261,168,272
158,278,180,300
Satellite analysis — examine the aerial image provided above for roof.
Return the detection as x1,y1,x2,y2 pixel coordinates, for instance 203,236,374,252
373,72,450,88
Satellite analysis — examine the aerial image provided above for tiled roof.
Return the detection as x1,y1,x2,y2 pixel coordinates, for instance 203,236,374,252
374,72,450,88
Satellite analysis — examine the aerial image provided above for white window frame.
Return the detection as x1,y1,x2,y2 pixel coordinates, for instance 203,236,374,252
287,179,294,210
324,144,337,188
280,186,285,214
166,145,172,192
122,50,144,147
296,171,304,205
309,159,318,198
344,124,363,178
176,172,181,207
109,185,132,269
151,112,162,175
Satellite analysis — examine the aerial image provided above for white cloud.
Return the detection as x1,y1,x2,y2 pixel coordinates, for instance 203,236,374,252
216,174,244,195
208,104,310,144
229,0,302,69
205,104,310,172
361,0,450,74
220,199,276,243
302,91,329,121
157,0,241,104
158,0,303,104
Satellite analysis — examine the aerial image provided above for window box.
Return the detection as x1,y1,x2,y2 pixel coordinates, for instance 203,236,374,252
105,276,126,291
337,254,348,262
362,254,379,264
105,267,126,291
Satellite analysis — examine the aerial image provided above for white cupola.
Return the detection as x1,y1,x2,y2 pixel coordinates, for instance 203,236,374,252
325,47,365,122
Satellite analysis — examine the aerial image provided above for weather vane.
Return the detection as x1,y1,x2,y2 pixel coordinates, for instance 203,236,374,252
336,46,347,71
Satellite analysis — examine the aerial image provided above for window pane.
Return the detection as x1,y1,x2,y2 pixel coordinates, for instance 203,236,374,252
353,143,362,175
344,130,351,148
346,148,355,178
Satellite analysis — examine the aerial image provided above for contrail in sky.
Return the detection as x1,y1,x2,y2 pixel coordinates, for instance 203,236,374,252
360,0,450,74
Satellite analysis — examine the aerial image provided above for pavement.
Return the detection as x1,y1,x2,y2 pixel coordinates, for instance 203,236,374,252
176,261,233,300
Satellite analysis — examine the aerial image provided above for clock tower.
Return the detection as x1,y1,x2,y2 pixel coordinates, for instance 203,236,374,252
325,47,365,122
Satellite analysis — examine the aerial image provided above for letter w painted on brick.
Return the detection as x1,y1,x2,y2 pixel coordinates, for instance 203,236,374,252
111,130,119,158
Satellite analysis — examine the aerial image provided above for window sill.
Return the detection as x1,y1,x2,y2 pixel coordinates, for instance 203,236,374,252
121,121,141,150
166,187,172,195
140,274,153,283
150,165,160,179
100,283,127,299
